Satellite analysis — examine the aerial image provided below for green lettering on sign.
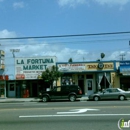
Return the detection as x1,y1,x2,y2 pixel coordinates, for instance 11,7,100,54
26,58,54,64
17,60,24,64
23,65,47,70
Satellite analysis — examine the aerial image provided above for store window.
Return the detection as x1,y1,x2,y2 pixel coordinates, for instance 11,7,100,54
0,84,5,97
61,74,75,85
10,84,14,91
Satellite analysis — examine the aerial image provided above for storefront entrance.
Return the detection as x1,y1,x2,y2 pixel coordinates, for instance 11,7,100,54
0,81,5,98
8,83,16,97
120,77,130,91
86,79,94,95
97,73,111,91
78,80,84,94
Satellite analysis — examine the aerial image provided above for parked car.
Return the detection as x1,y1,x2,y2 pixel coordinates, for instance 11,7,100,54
39,85,82,102
88,88,130,101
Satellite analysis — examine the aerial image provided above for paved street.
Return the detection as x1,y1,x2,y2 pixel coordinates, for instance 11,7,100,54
0,100,130,130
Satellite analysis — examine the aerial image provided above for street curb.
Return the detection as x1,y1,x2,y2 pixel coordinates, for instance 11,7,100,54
0,97,88,103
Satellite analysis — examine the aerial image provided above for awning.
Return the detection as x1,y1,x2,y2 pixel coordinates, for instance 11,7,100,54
120,66,130,75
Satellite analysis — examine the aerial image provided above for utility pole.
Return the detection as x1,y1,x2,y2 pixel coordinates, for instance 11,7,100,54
10,49,20,77
120,54,125,61
10,49,20,97
10,49,20,58
83,57,85,61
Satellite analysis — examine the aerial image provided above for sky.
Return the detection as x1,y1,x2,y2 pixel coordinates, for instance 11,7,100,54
0,0,130,77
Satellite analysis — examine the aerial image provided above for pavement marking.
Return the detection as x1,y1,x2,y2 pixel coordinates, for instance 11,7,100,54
98,101,129,104
19,114,130,118
23,103,48,106
57,108,99,114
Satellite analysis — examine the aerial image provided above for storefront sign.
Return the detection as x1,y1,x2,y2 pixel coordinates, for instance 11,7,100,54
0,64,5,70
58,63,86,72
120,61,130,75
0,75,8,80
15,57,56,79
86,63,114,71
120,61,130,66
0,50,5,56
0,50,5,70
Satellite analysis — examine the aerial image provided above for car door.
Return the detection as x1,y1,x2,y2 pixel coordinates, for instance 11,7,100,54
50,87,62,99
101,89,118,100
109,89,120,99
60,86,69,99
100,89,111,100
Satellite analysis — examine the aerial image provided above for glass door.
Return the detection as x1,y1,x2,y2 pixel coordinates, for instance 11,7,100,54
0,83,5,98
86,79,94,95
8,83,16,97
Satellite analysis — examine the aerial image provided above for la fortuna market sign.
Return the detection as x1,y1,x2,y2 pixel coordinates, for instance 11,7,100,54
15,57,56,79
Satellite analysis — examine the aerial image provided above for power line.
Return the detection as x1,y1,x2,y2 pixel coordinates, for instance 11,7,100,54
0,37,130,46
0,31,130,40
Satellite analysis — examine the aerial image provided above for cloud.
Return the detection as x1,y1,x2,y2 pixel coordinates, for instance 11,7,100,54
13,1,25,9
58,0,87,7
58,0,130,7
0,29,129,62
0,29,17,38
94,0,130,6
0,29,130,76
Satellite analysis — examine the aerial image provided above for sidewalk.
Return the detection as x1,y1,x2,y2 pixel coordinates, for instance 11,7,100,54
0,95,89,103
0,98,40,103
79,95,89,101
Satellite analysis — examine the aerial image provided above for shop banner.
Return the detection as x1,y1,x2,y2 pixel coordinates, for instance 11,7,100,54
57,63,86,72
120,61,130,75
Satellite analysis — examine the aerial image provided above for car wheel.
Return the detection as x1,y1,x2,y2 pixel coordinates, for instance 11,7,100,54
119,95,125,101
42,96,48,102
69,95,76,102
94,96,100,101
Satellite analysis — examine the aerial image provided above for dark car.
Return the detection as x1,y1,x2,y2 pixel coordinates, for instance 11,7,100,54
88,88,130,101
39,85,82,102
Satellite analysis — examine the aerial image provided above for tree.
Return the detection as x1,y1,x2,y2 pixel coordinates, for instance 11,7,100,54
41,65,62,89
68,58,73,63
97,59,100,61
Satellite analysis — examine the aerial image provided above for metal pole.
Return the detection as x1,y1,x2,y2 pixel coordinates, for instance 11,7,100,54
104,72,106,89
10,49,20,97
4,74,6,98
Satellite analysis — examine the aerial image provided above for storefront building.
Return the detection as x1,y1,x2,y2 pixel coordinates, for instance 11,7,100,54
57,61,119,95
3,58,129,98
119,61,130,91
0,50,6,98
6,56,57,98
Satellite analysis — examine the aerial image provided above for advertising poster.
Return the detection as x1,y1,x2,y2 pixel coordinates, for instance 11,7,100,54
15,57,57,79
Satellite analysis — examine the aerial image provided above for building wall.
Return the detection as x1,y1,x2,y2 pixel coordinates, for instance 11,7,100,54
111,72,120,88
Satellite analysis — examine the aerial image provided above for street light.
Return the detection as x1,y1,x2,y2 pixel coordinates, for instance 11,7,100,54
10,49,20,79
10,49,20,97
10,49,20,58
